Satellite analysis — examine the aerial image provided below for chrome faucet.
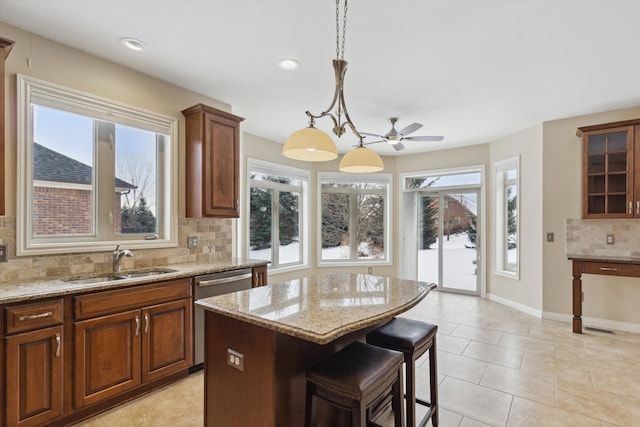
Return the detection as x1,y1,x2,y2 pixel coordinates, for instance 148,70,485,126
113,245,133,273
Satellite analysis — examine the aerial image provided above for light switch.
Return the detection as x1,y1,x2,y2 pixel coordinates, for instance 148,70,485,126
546,233,554,242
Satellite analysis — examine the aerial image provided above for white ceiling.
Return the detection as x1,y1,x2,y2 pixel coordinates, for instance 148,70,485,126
1,0,639,156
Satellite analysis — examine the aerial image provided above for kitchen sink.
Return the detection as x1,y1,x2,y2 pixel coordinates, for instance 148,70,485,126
64,268,177,284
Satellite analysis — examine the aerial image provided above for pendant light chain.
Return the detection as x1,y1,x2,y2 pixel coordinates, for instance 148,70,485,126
335,0,348,60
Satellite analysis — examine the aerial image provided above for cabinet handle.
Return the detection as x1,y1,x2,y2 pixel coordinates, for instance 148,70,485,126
18,311,53,321
144,314,149,334
599,267,618,272
55,333,61,358
636,201,639,215
630,201,633,214
135,315,140,336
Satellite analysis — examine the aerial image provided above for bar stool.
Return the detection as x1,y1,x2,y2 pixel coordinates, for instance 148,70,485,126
305,341,405,427
367,317,439,427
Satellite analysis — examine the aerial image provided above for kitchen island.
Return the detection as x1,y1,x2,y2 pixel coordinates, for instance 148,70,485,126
195,272,434,426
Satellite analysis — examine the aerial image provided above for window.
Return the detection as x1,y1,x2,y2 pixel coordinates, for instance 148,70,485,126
494,157,519,277
17,75,178,255
247,159,308,270
319,173,391,264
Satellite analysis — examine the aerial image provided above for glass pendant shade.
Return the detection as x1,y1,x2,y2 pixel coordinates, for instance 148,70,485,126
339,146,384,173
282,127,339,161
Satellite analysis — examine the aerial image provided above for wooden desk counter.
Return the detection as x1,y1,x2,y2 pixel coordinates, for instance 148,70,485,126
569,255,640,333
195,272,434,426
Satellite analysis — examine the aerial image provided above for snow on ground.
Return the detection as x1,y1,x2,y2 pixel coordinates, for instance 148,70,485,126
418,233,477,291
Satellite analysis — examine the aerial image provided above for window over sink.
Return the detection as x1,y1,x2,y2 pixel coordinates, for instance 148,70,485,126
16,75,178,255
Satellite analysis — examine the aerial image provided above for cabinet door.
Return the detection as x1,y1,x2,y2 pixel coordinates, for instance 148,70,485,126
5,326,63,427
203,112,240,217
582,126,634,218
141,298,193,383
74,310,141,408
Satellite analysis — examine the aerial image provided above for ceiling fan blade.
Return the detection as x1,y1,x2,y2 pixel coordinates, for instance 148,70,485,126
404,135,444,142
397,122,423,136
361,140,385,145
393,142,405,151
360,132,386,139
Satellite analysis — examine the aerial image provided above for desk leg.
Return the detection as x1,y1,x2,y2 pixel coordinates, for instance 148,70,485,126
572,261,582,334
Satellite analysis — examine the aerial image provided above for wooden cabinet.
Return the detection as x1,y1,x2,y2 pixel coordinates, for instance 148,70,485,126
252,265,268,287
0,37,15,216
4,299,64,427
74,310,141,408
73,280,192,409
182,103,244,218
578,119,640,218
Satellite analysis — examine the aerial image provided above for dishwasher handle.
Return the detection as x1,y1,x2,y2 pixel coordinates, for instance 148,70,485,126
197,273,253,287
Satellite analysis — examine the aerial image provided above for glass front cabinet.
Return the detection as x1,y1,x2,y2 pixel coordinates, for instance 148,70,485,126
578,120,640,218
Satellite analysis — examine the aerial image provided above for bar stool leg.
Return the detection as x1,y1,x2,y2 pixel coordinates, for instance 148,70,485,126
393,365,406,427
406,353,417,427
353,400,365,427
429,338,439,426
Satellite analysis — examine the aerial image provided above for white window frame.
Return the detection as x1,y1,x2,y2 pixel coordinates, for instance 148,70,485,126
246,158,309,272
16,74,178,256
493,156,520,279
318,172,392,266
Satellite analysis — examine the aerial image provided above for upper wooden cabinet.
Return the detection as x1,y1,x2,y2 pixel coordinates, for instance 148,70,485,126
578,119,640,218
182,104,244,218
0,37,15,216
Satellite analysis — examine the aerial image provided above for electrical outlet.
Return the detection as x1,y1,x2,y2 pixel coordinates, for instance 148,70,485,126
606,234,615,245
227,348,244,371
367,267,373,274
187,236,198,249
0,244,7,262
546,232,554,242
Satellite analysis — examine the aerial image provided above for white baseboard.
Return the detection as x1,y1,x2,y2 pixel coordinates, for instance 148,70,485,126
542,311,640,334
486,293,542,318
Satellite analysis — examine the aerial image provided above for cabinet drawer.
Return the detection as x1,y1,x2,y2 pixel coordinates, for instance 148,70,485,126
74,279,192,320
581,262,640,276
6,298,64,334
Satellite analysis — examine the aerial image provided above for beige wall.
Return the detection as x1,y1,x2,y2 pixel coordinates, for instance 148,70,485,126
488,124,544,311
543,106,640,324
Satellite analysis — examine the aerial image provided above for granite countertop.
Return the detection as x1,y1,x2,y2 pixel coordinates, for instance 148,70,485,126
195,272,435,345
566,254,640,264
0,258,269,305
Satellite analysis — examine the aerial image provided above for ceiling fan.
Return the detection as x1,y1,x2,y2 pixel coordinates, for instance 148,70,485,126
360,117,444,151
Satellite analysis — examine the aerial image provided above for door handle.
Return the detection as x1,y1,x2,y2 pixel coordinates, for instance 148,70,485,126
55,333,61,357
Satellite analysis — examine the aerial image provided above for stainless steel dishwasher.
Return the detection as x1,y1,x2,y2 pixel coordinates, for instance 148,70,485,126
193,268,253,369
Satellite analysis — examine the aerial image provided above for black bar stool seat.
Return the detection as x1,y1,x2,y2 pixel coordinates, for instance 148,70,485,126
367,317,439,427
305,341,405,427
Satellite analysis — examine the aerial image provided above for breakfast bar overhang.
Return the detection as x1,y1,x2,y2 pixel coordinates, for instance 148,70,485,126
195,272,434,426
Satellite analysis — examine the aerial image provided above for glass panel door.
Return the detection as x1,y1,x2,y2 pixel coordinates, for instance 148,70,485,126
418,190,480,295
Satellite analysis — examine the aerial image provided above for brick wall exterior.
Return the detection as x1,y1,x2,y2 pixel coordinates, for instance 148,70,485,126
32,186,122,235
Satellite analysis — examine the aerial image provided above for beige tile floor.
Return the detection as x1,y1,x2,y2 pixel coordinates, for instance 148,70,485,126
73,291,640,427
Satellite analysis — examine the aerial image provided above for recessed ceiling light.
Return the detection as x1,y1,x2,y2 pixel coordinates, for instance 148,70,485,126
120,37,146,52
278,58,299,71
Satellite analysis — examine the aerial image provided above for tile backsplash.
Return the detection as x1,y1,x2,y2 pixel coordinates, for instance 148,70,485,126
565,218,640,258
0,216,232,284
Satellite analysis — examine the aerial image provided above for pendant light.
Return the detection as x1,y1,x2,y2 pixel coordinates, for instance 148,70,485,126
282,0,384,172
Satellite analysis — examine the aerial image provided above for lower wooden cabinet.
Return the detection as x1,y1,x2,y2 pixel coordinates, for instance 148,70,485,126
74,286,192,410
2,278,193,426
5,325,64,427
142,298,192,383
74,310,141,408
